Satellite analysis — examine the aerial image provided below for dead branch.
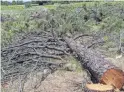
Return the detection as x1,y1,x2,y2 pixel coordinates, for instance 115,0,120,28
24,45,68,55
87,40,105,48
2,40,43,51
74,34,93,40
1,30,67,86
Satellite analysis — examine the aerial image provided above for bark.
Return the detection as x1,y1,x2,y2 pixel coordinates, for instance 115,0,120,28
64,37,124,89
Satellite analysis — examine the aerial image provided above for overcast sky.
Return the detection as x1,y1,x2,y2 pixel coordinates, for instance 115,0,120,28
2,0,31,2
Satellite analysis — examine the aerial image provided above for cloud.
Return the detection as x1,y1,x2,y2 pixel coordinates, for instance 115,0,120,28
2,0,31,2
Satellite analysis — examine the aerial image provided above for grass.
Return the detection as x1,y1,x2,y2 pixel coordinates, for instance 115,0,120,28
66,56,83,73
1,2,122,10
44,4,56,9
43,1,124,10
1,5,24,10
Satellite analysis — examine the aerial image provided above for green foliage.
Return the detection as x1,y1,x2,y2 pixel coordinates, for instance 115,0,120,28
1,5,24,10
44,5,56,9
12,0,16,5
24,2,32,8
1,2,124,48
1,1,9,6
17,0,23,5
66,56,82,72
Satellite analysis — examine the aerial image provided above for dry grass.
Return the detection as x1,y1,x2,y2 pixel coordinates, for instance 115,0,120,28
105,55,124,71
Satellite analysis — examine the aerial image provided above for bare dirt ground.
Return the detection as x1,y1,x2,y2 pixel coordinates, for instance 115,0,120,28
1,56,124,92
2,70,86,92
106,56,124,71
34,71,84,92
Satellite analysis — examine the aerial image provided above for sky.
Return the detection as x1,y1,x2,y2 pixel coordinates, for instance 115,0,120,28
2,0,31,2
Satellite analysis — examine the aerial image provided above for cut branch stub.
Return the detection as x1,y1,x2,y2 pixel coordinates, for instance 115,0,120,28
64,37,124,89
84,84,114,92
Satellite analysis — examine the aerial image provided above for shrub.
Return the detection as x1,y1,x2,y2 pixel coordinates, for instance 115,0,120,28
24,2,31,8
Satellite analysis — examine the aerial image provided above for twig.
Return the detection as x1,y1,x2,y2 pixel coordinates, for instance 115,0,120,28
33,49,62,60
87,40,105,48
74,34,93,40
25,45,68,54
10,51,62,61
2,40,43,51
8,48,18,63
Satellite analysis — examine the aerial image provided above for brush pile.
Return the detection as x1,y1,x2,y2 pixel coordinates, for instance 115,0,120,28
1,30,68,84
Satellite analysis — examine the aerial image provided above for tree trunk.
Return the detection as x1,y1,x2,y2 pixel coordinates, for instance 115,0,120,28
64,37,124,89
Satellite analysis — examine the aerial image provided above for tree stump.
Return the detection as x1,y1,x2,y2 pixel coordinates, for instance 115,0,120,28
84,84,114,92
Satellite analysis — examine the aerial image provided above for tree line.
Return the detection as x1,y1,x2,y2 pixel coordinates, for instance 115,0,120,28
1,0,23,5
1,1,89,6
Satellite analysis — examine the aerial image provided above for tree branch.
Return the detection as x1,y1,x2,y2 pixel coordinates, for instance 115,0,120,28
74,34,93,40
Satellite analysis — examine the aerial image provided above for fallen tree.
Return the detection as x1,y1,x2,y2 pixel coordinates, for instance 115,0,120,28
64,37,124,90
1,30,124,91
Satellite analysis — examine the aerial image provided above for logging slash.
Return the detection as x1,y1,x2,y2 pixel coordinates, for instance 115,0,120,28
64,37,124,90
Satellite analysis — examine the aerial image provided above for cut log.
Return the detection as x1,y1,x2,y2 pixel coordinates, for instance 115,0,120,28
64,37,124,89
84,84,114,92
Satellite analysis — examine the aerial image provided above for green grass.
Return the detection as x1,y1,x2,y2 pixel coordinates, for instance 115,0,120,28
1,5,24,10
68,56,82,73
43,1,124,10
43,4,56,9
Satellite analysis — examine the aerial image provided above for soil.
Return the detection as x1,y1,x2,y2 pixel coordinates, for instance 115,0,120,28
2,70,86,92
